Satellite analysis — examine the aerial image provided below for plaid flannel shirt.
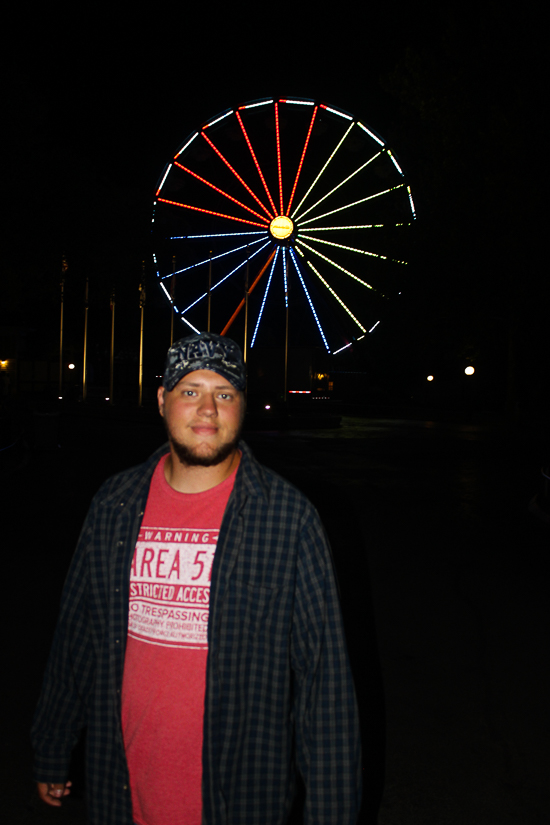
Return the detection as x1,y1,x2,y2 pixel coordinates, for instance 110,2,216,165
32,441,362,824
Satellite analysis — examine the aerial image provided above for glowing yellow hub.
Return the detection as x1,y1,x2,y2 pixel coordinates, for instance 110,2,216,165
270,215,293,240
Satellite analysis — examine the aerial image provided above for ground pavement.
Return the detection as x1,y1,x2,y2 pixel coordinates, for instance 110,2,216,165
2,405,548,824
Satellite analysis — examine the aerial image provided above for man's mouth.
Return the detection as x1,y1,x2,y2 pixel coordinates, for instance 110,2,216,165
191,425,218,435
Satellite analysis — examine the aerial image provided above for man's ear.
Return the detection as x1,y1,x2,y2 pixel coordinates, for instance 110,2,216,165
157,386,165,417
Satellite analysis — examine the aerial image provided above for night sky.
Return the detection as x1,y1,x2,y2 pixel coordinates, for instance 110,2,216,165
4,5,547,410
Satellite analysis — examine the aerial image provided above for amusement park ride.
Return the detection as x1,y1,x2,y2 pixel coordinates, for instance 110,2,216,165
152,97,416,392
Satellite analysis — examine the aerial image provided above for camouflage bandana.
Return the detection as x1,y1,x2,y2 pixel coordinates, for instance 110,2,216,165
162,332,246,392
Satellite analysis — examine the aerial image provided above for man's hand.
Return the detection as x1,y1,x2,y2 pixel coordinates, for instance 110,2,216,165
36,781,72,807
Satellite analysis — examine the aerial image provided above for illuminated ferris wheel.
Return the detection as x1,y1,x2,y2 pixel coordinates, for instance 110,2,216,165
152,97,416,355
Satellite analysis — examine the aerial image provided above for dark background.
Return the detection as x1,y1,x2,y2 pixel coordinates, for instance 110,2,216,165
2,5,549,824
4,3,547,414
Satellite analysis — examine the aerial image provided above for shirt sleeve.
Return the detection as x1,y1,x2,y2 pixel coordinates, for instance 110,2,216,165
31,506,98,782
290,507,362,824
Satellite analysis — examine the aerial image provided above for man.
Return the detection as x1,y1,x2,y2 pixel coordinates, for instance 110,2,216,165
32,332,362,825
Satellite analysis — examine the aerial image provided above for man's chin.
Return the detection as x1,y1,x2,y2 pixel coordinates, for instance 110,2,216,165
170,438,238,468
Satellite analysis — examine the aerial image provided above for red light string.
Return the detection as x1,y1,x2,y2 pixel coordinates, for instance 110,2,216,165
174,163,269,223
285,105,318,216
235,111,277,217
157,198,267,227
201,132,273,220
220,248,277,336
274,102,284,215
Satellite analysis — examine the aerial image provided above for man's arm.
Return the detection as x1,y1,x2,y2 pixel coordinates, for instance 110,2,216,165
32,507,97,784
291,509,362,824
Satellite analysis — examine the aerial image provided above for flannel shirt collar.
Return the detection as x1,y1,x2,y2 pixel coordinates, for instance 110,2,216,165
97,439,269,509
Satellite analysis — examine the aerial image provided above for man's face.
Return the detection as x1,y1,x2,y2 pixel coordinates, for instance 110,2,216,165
157,369,245,467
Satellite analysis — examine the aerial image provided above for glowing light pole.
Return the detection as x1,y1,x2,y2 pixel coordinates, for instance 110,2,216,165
82,277,89,401
170,255,176,346
243,251,250,365
138,265,146,407
109,287,115,405
207,251,212,333
283,249,289,404
284,291,289,404
58,254,68,397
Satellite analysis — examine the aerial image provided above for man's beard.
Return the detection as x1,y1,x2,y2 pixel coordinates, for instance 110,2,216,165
164,419,243,468
169,434,240,467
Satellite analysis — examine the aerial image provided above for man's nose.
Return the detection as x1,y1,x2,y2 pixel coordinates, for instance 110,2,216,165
197,393,217,416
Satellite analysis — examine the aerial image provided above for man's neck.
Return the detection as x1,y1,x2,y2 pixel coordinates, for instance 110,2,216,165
163,448,240,493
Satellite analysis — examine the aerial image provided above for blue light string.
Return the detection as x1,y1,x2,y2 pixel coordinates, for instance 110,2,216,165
251,247,280,348
180,241,271,316
288,248,331,353
282,248,288,309
161,237,265,279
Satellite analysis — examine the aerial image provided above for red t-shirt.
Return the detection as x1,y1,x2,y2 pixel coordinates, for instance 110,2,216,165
121,454,237,825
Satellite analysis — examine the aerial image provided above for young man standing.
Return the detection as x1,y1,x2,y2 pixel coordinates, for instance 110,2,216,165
32,332,362,824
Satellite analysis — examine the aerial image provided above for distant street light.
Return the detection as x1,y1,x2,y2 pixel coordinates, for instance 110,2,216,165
465,366,475,375
427,375,434,382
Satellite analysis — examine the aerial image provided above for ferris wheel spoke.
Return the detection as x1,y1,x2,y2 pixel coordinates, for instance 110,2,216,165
298,232,407,265
301,224,409,231
201,132,274,220
220,248,277,336
295,152,382,222
168,231,266,240
282,248,288,308
274,103,284,215
180,240,272,316
157,198,268,228
305,261,366,333
160,237,267,279
407,186,417,219
174,162,273,223
298,184,405,226
288,249,331,353
251,248,280,348
285,104,318,217
290,122,354,220
296,238,385,296
235,111,278,216
154,97,413,350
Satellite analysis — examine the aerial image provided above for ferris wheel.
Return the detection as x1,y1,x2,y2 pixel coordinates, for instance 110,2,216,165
152,97,416,355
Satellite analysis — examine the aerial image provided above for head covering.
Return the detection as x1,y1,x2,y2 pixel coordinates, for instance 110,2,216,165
162,331,246,392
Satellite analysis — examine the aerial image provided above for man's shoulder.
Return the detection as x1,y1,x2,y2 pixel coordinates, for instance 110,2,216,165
239,440,317,514
92,443,169,506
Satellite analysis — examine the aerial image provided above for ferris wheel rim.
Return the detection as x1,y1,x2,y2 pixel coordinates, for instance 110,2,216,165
152,96,415,353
